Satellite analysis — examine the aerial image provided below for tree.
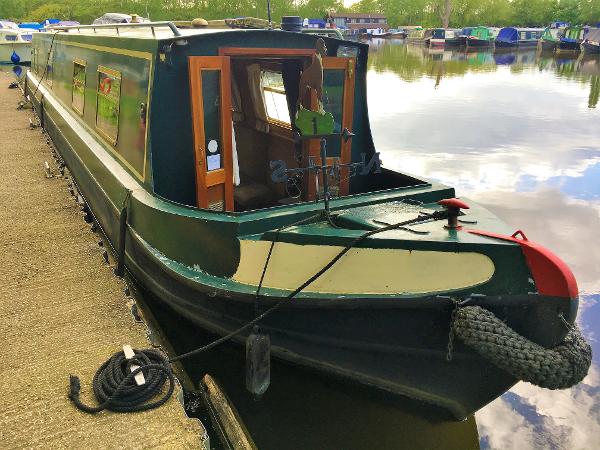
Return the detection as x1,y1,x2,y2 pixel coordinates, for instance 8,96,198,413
436,0,452,27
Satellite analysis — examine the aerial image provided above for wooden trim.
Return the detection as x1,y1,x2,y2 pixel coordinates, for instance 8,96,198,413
188,56,234,211
206,169,226,186
219,47,315,57
323,56,356,196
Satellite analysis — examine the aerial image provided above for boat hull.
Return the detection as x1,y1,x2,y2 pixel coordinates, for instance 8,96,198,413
557,41,581,53
495,40,538,49
467,38,493,48
26,64,577,421
0,42,31,64
540,40,558,52
583,42,600,54
125,224,575,419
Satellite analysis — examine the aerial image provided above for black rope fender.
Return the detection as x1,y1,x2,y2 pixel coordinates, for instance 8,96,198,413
453,305,592,389
68,349,174,413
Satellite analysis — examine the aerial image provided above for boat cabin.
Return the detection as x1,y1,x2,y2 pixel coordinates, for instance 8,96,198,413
0,21,35,42
561,26,586,43
0,21,34,63
30,24,423,213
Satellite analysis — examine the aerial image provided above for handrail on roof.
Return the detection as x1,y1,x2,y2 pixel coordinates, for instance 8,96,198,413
50,21,181,37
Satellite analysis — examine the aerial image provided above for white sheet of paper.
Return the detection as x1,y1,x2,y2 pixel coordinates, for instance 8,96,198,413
207,154,221,171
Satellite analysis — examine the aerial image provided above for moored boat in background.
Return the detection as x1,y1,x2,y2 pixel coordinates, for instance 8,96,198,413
495,27,543,49
0,21,34,64
458,27,474,46
539,26,562,52
582,27,600,54
389,28,407,39
407,27,433,45
556,26,587,54
466,26,495,48
430,28,462,48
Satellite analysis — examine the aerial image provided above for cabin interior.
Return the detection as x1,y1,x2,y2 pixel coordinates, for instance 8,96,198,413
185,48,423,213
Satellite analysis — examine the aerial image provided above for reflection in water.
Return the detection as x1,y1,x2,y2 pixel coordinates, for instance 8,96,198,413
142,291,480,450
368,41,600,449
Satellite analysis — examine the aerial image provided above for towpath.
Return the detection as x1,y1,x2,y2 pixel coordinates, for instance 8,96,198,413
0,70,203,448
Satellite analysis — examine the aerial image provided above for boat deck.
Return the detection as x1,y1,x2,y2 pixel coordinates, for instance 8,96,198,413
0,71,203,448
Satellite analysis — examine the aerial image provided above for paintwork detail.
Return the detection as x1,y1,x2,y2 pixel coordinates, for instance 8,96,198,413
467,229,578,299
233,240,495,294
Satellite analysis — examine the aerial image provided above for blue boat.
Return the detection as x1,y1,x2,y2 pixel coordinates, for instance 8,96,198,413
18,22,43,30
495,27,543,48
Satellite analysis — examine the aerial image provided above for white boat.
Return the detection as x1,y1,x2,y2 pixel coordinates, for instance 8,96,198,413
0,21,34,64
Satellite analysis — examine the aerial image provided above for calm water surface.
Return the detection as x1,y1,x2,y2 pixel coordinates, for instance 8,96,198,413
367,40,600,450
143,41,599,449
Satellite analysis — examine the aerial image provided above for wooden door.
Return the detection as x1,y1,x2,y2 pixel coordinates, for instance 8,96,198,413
188,56,233,211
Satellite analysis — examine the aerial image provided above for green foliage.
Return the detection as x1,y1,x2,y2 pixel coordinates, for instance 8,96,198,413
0,0,597,28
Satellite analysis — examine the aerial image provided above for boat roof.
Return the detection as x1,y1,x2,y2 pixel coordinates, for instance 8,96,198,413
44,22,353,44
587,28,600,41
0,20,18,29
44,22,277,40
500,27,544,31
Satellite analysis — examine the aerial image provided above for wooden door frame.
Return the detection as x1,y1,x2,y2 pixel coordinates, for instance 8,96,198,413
188,56,234,211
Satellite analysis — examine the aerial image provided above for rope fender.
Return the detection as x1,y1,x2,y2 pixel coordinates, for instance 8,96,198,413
453,306,592,389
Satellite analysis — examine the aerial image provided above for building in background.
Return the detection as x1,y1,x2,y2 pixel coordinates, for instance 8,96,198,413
330,13,388,32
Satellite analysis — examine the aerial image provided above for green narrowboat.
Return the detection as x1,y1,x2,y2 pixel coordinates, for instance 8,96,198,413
466,26,495,48
539,27,562,52
25,21,588,419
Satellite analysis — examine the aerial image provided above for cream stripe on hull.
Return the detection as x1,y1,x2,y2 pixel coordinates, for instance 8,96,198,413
232,240,495,295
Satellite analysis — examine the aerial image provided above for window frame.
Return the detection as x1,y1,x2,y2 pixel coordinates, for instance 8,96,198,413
46,46,54,87
260,69,292,129
95,65,122,146
71,58,86,116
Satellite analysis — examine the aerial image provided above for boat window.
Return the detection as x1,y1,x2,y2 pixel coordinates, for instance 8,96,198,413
520,32,527,40
201,69,223,172
47,47,54,87
95,66,121,145
5,35,16,41
72,60,86,115
261,71,291,125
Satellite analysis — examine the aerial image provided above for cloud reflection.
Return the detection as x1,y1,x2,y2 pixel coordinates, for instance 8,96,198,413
367,44,600,450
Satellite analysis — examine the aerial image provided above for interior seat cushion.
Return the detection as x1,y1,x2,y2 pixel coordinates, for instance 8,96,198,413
234,181,274,208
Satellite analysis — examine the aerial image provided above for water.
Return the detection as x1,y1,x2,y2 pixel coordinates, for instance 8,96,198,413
367,40,600,450
144,41,599,449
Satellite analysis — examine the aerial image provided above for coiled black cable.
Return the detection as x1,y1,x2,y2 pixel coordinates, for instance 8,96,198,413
69,348,174,413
